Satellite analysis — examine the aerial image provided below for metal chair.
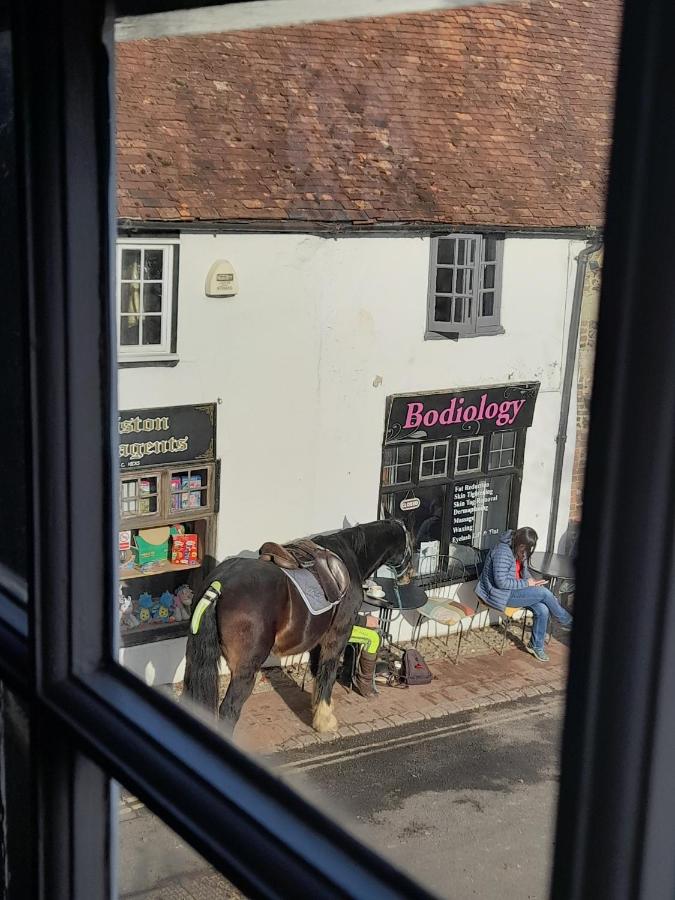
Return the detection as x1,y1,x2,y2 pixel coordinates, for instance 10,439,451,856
411,555,473,663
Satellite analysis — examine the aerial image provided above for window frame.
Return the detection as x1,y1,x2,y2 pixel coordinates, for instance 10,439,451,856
487,430,517,471
4,1,675,899
426,233,505,338
381,443,414,487
418,440,450,481
116,236,179,362
454,435,484,475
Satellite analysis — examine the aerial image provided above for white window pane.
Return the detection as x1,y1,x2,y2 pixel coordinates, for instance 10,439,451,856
121,282,140,314
143,283,163,313
144,248,164,279
119,316,139,346
437,238,455,265
142,316,162,345
121,248,141,279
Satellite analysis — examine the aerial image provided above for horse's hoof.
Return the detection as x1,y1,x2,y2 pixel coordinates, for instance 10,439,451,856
312,700,338,733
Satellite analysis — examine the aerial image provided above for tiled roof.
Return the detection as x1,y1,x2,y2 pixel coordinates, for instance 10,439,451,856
116,0,621,228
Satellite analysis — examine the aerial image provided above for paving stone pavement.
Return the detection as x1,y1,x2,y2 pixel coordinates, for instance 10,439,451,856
233,633,569,756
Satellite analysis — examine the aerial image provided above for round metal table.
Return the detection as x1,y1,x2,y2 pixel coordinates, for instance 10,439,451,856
362,576,427,644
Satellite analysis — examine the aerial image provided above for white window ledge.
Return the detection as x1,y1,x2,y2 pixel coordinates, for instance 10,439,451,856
118,353,180,368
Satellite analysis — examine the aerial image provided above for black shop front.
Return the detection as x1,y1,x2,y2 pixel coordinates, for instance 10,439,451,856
118,403,219,646
379,383,540,562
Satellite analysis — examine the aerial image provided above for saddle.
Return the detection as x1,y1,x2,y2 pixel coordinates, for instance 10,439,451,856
259,538,350,608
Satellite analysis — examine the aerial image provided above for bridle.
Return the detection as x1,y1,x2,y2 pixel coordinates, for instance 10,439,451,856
389,520,414,584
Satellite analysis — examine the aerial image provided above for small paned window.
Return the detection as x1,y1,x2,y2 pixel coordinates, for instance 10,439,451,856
117,241,176,357
120,475,160,518
488,430,517,470
455,436,484,474
419,441,450,480
169,467,209,512
382,445,413,485
428,234,504,337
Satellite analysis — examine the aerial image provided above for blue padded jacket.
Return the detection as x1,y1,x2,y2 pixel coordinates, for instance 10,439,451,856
475,530,532,612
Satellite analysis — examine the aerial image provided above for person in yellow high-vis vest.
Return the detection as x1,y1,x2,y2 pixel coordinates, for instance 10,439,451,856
348,624,380,697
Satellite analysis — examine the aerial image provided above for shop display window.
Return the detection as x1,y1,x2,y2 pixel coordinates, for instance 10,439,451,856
120,473,161,519
169,466,209,512
117,461,216,645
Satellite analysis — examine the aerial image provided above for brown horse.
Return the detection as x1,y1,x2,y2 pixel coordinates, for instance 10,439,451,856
183,520,411,735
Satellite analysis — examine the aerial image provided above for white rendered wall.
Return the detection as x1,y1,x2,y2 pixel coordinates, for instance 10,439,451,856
119,232,583,682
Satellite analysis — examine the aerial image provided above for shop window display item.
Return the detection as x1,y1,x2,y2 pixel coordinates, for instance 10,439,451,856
118,586,140,628
137,592,154,624
171,533,199,566
134,526,171,569
172,584,194,621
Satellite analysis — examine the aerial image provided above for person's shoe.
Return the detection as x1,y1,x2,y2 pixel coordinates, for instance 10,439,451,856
526,641,549,662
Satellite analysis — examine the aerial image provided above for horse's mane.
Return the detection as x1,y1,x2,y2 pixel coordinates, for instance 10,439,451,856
316,524,366,565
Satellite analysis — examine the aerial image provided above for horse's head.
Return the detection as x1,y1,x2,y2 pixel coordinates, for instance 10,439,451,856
386,519,414,585
352,518,414,585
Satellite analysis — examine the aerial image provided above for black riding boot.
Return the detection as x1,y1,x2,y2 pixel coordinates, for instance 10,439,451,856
353,649,378,697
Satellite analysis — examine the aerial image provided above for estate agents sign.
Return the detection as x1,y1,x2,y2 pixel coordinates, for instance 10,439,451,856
118,404,216,469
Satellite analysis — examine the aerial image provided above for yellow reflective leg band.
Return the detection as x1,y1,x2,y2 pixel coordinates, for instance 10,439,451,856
349,625,381,654
190,580,222,635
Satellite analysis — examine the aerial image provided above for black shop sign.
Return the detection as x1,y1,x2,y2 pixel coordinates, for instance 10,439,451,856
118,404,216,470
385,382,539,444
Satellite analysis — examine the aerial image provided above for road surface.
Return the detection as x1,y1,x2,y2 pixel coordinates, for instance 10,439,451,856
119,692,565,899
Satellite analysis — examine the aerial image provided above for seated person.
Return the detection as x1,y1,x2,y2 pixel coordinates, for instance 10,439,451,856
475,527,573,662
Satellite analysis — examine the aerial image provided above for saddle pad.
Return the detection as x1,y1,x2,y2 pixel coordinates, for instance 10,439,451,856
281,567,340,616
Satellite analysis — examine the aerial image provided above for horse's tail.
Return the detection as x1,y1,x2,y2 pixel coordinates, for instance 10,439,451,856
183,580,222,714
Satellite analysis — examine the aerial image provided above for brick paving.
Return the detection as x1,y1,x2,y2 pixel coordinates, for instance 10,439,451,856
230,632,569,755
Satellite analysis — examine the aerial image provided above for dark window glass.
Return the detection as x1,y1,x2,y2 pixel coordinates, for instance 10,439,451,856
0,31,27,576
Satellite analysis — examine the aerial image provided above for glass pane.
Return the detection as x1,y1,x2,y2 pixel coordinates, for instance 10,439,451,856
121,282,140,314
113,1,617,894
142,316,162,345
121,248,141,280
117,782,248,899
435,268,453,293
434,296,453,321
437,238,455,265
143,282,163,312
455,269,465,294
382,448,396,467
398,462,412,482
484,235,497,262
0,29,28,576
120,316,140,346
398,445,413,463
143,248,164,280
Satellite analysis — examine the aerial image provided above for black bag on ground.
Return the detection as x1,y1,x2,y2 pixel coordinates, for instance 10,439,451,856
400,648,432,686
